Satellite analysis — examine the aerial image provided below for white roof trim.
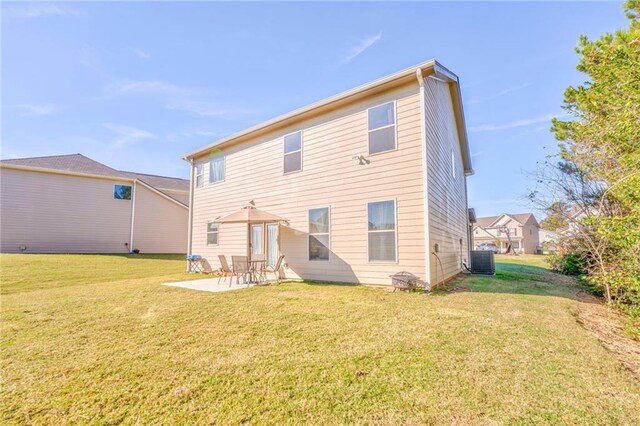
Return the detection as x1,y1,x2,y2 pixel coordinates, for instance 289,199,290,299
182,59,473,175
1,163,188,208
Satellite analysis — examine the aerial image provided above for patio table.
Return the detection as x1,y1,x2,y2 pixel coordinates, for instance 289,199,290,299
248,259,266,284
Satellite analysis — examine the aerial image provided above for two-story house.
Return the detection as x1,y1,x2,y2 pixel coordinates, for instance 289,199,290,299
473,213,540,254
183,60,474,287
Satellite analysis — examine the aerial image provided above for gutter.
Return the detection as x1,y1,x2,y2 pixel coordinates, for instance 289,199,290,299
129,181,137,252
182,59,438,160
416,67,432,291
186,158,195,270
181,59,474,176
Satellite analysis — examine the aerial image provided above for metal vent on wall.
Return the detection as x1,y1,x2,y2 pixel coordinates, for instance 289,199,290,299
470,251,495,275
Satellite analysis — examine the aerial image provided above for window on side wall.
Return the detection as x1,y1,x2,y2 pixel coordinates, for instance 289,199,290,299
309,207,329,261
209,156,225,184
368,102,396,155
367,200,397,262
451,149,456,179
114,184,132,200
195,164,204,188
284,131,302,174
207,222,219,245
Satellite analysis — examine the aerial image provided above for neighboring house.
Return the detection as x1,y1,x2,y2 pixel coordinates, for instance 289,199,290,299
183,59,474,287
0,154,189,254
539,228,559,253
472,213,540,254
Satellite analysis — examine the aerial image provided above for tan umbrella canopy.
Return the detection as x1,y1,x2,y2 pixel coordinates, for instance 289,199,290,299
215,206,288,224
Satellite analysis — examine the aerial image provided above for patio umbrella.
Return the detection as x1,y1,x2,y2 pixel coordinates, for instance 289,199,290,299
215,206,288,224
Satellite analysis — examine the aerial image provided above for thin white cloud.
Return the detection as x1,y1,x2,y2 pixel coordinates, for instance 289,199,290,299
104,79,252,119
106,80,190,97
13,104,61,116
103,123,154,148
128,46,151,60
166,100,252,119
467,82,533,105
340,33,382,65
469,113,560,133
5,3,85,18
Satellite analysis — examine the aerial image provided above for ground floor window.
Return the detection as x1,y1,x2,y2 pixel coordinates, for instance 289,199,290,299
367,200,397,262
207,222,219,245
309,207,330,261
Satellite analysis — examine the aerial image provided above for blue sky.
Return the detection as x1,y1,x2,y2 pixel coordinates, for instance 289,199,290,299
1,1,629,217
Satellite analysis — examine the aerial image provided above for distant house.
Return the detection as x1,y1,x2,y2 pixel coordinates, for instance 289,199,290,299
473,213,540,254
539,228,559,253
183,59,475,287
0,154,189,254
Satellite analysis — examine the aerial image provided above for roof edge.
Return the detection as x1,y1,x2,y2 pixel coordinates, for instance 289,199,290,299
0,163,189,198
183,59,443,160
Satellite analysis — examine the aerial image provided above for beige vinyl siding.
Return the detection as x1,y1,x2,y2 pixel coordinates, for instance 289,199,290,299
522,222,540,254
0,168,132,253
131,184,188,254
424,76,470,284
159,189,189,205
191,83,426,285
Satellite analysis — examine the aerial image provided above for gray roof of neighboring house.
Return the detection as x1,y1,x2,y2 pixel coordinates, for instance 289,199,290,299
475,213,537,228
1,154,189,199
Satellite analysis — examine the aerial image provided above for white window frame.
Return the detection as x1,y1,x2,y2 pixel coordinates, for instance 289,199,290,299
366,198,398,264
308,206,330,262
451,149,456,179
283,130,303,175
195,163,204,188
207,222,219,246
367,101,397,156
208,155,225,185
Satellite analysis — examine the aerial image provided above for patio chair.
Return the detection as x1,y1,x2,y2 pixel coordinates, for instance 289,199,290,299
263,255,285,284
217,255,234,285
231,256,251,287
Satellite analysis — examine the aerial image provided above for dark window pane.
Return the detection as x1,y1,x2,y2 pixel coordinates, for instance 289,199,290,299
368,231,396,262
207,223,218,233
368,102,395,130
284,132,302,153
368,200,396,230
284,151,302,173
114,185,132,200
309,208,329,234
369,126,396,154
309,235,329,260
207,232,218,245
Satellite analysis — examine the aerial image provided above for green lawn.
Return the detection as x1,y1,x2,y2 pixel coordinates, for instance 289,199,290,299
1,254,639,424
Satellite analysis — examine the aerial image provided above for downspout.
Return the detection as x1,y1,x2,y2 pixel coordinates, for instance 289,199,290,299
186,158,195,271
129,180,137,253
416,68,432,291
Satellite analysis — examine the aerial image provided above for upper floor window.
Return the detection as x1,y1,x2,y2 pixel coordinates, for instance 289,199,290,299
451,149,456,179
368,200,397,262
309,207,330,261
195,164,204,188
207,222,219,245
368,102,396,155
209,156,225,184
114,184,132,200
284,131,302,174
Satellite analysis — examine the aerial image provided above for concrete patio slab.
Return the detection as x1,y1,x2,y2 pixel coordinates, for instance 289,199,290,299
162,278,258,293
